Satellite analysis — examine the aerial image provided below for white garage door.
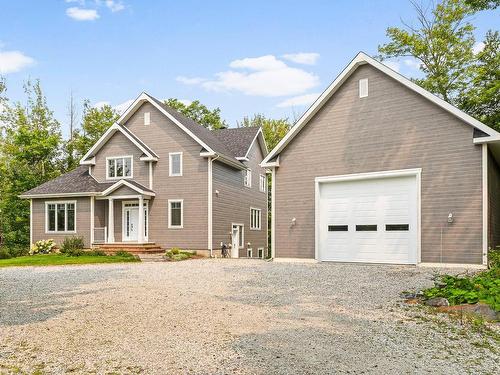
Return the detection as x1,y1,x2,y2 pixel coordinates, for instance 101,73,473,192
318,174,418,264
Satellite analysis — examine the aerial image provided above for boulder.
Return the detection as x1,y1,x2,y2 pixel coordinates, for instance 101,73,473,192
425,297,450,307
438,303,499,322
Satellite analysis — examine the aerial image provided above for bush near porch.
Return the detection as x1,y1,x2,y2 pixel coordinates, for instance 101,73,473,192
165,247,198,261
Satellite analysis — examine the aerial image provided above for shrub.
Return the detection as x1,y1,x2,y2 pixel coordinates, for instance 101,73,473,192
489,248,500,269
29,239,56,255
0,249,12,259
1,245,29,258
87,249,106,257
171,247,181,255
60,236,85,256
165,248,194,261
114,250,134,258
172,253,190,261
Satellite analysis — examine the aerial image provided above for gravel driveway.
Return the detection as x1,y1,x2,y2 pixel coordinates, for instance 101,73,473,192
0,260,498,374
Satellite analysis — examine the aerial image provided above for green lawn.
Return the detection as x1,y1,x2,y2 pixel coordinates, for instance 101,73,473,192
0,254,140,268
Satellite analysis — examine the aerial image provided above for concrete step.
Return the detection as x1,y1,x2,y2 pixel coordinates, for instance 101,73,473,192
138,253,166,262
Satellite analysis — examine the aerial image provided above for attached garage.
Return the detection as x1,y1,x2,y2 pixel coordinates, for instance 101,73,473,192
316,170,419,264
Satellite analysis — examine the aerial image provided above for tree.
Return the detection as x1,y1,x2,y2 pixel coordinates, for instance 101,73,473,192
459,31,500,128
0,80,62,246
64,90,80,170
464,0,500,10
378,0,477,104
70,100,119,162
238,114,291,150
164,98,227,130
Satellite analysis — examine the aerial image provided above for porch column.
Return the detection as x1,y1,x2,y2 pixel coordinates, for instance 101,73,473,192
137,195,144,243
107,198,115,243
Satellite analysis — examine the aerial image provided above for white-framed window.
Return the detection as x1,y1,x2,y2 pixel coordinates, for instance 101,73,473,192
359,78,368,98
168,199,183,228
259,174,266,192
247,248,253,257
258,248,264,258
169,152,183,177
244,169,252,187
45,201,76,233
250,208,261,230
144,111,151,125
106,156,133,179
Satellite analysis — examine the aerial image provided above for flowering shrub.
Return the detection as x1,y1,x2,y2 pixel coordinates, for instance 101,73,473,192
29,239,56,255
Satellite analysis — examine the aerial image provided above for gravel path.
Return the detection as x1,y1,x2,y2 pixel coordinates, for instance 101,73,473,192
0,260,498,374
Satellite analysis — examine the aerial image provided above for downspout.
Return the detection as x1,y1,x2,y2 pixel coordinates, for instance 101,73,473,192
208,154,220,257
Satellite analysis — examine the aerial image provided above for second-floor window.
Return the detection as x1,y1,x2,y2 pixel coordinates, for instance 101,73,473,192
107,156,132,179
169,152,183,176
259,174,266,192
244,169,252,187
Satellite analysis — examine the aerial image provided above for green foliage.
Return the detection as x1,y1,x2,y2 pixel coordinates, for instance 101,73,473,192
458,30,500,129
60,236,85,256
87,249,106,256
238,114,291,150
488,248,500,269
464,0,500,10
114,250,135,258
170,247,180,255
165,248,194,261
0,249,12,259
0,245,29,258
0,80,62,247
69,101,119,163
29,239,56,255
0,253,140,267
423,267,500,311
164,98,227,130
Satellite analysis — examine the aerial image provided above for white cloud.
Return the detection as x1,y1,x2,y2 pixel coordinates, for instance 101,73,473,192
179,55,320,97
282,53,320,65
105,0,124,12
473,41,485,55
66,7,99,21
113,99,134,114
403,58,422,70
0,50,35,74
276,93,320,108
176,76,207,85
384,60,400,72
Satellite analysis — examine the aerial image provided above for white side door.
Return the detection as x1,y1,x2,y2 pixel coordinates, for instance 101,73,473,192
231,225,240,258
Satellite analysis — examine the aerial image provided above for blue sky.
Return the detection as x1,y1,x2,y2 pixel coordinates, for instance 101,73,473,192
0,1,498,136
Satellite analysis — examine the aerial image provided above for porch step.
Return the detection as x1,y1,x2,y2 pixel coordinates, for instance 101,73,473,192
138,253,166,262
96,243,164,255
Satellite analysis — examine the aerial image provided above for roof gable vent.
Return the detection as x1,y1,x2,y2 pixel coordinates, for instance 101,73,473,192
359,78,368,98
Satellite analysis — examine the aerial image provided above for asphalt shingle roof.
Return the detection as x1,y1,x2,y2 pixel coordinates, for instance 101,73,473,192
212,127,261,158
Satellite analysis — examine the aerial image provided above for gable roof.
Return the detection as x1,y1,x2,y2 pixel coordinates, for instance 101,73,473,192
20,166,114,198
101,179,155,197
262,52,499,166
212,127,268,159
80,123,159,165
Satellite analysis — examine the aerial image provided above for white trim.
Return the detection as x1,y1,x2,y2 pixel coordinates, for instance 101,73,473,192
107,198,115,243
121,200,149,242
262,52,499,165
242,128,269,159
273,258,318,263
29,199,33,245
359,78,368,98
80,123,157,164
482,144,488,266
149,161,153,189
271,167,276,258
419,262,487,269
97,194,152,200
101,179,155,197
168,199,184,229
207,157,213,256
169,152,183,177
231,222,245,250
44,200,77,234
20,192,100,199
474,135,500,144
250,207,262,230
314,168,422,264
117,92,216,154
244,169,252,187
105,155,134,180
90,196,95,246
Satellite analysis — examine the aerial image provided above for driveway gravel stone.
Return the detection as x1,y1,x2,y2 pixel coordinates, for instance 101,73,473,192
0,260,498,374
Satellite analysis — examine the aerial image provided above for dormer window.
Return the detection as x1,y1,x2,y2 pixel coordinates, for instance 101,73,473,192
107,156,133,179
144,112,151,125
359,78,368,98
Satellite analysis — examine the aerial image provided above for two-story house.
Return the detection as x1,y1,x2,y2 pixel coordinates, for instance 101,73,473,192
21,93,268,258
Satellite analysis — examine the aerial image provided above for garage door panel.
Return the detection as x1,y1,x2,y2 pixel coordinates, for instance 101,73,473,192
318,175,417,264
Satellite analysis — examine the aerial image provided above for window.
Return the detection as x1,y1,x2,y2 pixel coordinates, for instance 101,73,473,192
250,208,261,230
169,152,183,176
356,224,377,231
386,224,409,231
144,111,151,125
46,202,76,233
168,200,183,228
259,174,266,192
107,156,132,179
247,248,253,257
328,225,348,231
359,78,368,98
244,169,252,187
258,248,264,258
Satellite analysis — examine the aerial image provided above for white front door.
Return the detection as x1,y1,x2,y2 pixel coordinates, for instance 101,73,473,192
122,202,148,242
318,174,418,264
231,224,241,258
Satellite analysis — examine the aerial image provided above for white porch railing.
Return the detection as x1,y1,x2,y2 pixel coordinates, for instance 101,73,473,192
93,227,107,244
